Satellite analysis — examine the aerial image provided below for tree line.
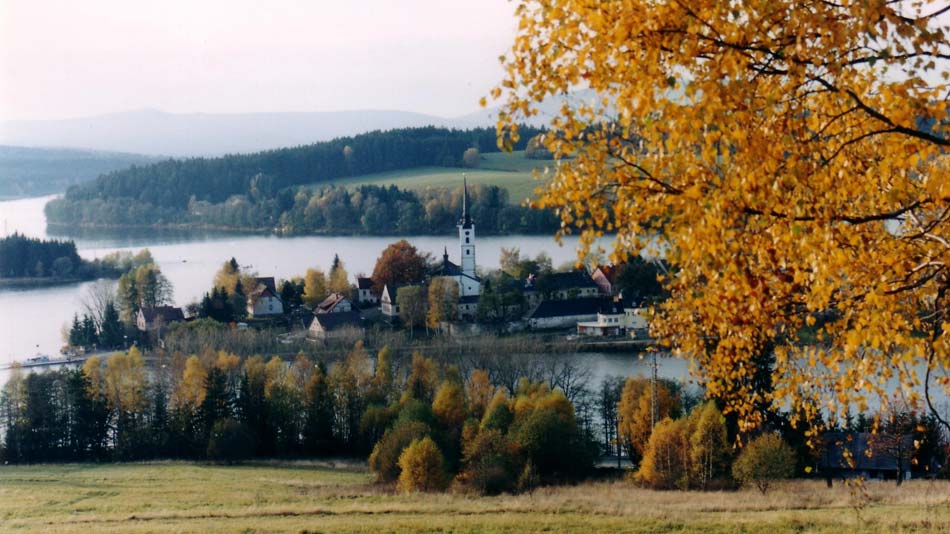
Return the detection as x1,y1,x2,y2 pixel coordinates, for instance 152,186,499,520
0,233,98,280
43,126,555,235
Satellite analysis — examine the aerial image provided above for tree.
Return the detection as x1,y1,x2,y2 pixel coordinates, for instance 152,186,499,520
302,268,328,308
98,302,125,349
688,402,731,490
396,437,447,493
462,147,480,168
732,433,796,494
371,240,428,295
206,418,254,464
427,277,459,329
328,254,351,296
617,377,682,465
397,285,426,336
635,417,690,490
493,1,950,431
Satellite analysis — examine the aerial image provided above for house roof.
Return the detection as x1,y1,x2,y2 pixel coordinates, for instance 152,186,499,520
532,270,599,291
599,299,625,315
252,277,277,294
432,249,462,277
310,310,362,331
819,432,915,471
529,297,610,319
594,264,624,282
357,277,374,290
316,293,349,313
140,305,185,323
381,284,403,303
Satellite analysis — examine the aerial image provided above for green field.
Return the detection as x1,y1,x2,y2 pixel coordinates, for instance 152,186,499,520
2,462,948,533
314,151,558,204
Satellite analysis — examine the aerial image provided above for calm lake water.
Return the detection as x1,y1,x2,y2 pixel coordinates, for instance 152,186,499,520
0,195,593,363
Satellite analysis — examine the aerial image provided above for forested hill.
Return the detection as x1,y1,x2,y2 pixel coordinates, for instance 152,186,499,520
0,146,152,199
44,126,559,236
56,126,539,209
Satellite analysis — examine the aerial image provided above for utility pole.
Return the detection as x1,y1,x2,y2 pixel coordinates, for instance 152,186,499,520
650,350,658,430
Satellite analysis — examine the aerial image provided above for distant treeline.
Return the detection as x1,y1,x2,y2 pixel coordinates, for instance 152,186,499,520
0,146,152,198
45,126,550,235
0,233,122,280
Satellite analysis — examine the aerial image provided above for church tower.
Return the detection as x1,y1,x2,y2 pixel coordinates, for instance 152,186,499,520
457,175,479,297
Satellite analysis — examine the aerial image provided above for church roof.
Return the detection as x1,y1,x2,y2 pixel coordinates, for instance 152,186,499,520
459,175,473,229
432,248,463,277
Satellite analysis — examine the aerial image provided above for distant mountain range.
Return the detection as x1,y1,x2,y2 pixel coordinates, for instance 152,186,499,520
0,92,605,157
0,109,489,157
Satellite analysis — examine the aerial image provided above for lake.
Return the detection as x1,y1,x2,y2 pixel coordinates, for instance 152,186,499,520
0,195,592,362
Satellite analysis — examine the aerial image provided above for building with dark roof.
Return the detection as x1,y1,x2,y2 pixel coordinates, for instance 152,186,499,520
308,310,363,340
527,296,611,329
247,276,284,317
136,305,185,332
820,432,915,483
356,276,377,305
527,270,600,303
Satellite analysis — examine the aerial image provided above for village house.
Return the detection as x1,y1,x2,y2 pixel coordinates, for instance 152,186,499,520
380,284,402,319
246,276,284,318
591,264,623,296
526,296,610,330
356,276,377,306
308,310,363,340
136,305,185,332
819,432,915,485
524,270,600,307
576,299,626,336
315,292,352,314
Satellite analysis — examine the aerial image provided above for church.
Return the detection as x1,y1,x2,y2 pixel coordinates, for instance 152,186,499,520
430,175,481,319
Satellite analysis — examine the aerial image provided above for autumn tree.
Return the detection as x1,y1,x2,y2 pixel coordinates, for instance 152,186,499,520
302,267,328,308
617,377,682,465
329,254,351,296
397,285,426,336
371,240,428,295
635,417,690,490
396,436,447,493
732,433,796,494
462,147,480,168
493,0,950,432
427,277,459,329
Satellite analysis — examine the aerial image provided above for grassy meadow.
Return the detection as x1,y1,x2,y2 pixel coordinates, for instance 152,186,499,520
315,151,558,204
1,462,949,533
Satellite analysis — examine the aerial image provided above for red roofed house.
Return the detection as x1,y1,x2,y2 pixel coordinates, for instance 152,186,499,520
246,277,284,317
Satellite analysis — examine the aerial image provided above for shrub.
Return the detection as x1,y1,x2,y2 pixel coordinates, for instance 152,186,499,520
206,418,254,464
458,428,522,495
396,437,447,493
368,421,430,483
732,433,796,494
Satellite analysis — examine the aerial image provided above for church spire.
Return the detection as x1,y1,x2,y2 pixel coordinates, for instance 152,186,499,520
460,174,473,228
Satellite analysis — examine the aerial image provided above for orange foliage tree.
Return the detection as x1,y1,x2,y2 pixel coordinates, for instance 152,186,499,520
493,0,950,433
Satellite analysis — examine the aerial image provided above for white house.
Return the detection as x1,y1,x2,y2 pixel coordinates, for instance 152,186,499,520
247,277,284,317
380,284,402,318
526,297,608,330
308,310,363,340
315,293,352,314
577,300,626,336
356,277,377,305
136,305,185,332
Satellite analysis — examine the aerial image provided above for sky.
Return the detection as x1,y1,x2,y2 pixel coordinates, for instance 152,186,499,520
0,0,517,121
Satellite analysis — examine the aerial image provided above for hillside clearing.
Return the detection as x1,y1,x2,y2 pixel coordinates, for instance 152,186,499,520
1,462,948,533
312,151,558,204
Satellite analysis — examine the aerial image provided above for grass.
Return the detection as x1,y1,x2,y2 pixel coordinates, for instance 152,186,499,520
2,462,949,533
312,151,558,204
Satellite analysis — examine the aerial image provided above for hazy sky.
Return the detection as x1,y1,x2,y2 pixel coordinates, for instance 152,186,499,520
0,0,517,121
